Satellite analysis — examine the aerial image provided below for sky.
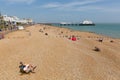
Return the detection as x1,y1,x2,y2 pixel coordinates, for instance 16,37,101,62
0,0,120,23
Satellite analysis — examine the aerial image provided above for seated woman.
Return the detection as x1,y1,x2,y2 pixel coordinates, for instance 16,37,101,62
93,47,100,52
19,62,36,73
69,35,77,41
71,35,77,41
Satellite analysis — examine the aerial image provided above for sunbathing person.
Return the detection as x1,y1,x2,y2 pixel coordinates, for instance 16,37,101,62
19,62,36,73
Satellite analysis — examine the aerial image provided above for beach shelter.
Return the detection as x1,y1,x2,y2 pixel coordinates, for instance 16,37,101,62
17,26,24,30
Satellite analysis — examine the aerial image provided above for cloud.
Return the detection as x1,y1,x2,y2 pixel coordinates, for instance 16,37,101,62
41,0,102,9
42,2,61,8
40,0,120,12
5,0,35,4
62,0,101,8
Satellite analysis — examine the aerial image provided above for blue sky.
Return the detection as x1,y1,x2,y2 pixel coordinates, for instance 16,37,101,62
0,0,120,23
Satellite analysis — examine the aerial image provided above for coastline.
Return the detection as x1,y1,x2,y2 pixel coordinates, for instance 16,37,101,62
0,24,120,80
48,24,119,40
51,23,120,39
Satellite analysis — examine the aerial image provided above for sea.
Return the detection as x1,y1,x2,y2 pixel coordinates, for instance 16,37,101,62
52,23,120,39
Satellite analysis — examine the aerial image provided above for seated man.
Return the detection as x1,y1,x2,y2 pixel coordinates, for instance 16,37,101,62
93,47,100,52
19,62,36,73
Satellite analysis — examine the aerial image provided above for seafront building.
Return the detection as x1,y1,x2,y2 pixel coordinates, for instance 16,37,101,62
1,14,33,24
0,13,33,32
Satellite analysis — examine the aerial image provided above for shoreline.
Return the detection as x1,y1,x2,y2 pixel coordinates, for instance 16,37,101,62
45,24,119,40
1,24,119,40
1,24,119,43
50,23,120,39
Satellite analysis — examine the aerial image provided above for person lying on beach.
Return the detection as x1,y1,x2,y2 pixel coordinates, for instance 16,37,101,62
19,62,36,73
98,38,103,42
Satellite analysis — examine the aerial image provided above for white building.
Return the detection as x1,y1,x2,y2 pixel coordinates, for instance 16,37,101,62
2,15,33,24
82,20,93,24
2,15,15,22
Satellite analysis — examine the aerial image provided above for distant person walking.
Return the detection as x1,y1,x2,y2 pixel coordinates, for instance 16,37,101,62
0,33,4,39
29,32,31,36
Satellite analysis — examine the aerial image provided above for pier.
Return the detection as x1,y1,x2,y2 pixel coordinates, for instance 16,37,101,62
39,23,95,26
59,23,95,26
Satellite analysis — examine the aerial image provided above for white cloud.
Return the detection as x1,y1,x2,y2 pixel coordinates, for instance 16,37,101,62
62,0,101,7
41,0,102,9
42,2,61,8
5,0,35,4
40,0,120,12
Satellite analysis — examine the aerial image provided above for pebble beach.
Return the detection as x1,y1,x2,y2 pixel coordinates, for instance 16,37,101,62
0,24,120,80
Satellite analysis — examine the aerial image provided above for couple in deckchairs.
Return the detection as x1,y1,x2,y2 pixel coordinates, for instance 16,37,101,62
19,62,36,74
